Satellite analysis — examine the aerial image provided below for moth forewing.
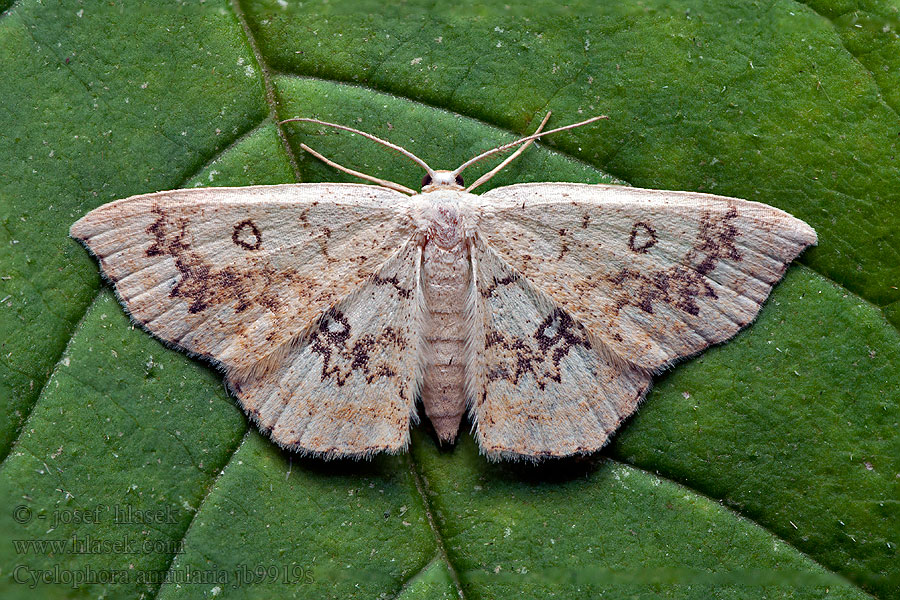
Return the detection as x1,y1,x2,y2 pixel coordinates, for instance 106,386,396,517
70,183,422,459
476,183,817,373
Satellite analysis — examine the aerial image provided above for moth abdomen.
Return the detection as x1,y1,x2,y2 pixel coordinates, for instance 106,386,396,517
420,232,471,443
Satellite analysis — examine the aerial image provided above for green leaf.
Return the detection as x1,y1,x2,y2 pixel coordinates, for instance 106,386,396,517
1,1,897,598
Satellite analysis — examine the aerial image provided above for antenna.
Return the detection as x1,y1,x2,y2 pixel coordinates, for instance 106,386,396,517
281,118,435,175
452,115,607,179
280,114,608,195
297,142,417,195
465,111,551,192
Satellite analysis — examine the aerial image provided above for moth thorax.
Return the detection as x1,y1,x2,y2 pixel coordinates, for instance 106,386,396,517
425,204,464,250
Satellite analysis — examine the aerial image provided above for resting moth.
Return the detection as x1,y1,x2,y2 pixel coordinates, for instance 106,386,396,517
70,114,817,461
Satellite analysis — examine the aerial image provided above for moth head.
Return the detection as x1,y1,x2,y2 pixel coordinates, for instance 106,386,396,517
422,170,465,192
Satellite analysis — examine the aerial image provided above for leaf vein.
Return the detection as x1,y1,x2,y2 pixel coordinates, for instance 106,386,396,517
406,453,467,599
149,429,251,600
610,457,879,599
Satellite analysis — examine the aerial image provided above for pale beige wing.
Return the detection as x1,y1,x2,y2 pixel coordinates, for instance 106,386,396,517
468,236,651,461
476,183,817,371
71,183,422,458
70,183,416,372
230,239,423,457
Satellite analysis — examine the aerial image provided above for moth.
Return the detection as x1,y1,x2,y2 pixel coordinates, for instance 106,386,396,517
70,113,817,461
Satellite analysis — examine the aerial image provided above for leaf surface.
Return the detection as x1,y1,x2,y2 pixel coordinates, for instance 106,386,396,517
0,1,897,598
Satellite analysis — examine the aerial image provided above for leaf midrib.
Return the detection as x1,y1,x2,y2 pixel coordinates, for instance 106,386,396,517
406,453,467,598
